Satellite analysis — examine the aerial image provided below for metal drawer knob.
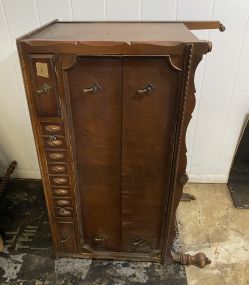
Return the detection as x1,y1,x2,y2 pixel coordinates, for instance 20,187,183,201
47,136,63,147
137,83,156,95
36,83,52,95
83,83,102,94
58,207,71,216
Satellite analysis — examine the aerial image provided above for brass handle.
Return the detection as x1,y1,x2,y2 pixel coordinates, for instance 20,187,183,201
83,83,102,94
61,237,69,243
94,234,107,242
137,83,156,95
36,83,52,95
133,238,144,246
58,207,71,216
49,135,57,141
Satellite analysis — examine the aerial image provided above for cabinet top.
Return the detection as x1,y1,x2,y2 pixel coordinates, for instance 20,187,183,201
18,21,224,44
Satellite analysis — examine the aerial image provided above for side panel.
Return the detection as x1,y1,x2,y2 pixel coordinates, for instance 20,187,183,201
66,57,122,252
122,57,181,254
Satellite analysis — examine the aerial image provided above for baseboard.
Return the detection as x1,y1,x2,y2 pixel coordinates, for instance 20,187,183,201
188,174,228,183
9,170,41,180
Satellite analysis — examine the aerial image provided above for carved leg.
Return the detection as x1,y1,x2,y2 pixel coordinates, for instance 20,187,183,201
172,252,211,268
181,193,196,202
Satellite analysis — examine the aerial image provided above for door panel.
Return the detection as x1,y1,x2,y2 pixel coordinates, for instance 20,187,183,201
122,57,181,253
66,57,122,252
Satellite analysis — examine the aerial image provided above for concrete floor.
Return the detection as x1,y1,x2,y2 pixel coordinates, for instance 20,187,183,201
177,183,249,285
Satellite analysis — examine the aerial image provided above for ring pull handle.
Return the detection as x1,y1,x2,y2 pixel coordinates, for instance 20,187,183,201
36,83,52,95
137,83,156,95
83,82,102,94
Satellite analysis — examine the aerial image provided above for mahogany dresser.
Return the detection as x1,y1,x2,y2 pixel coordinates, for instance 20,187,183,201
17,21,224,266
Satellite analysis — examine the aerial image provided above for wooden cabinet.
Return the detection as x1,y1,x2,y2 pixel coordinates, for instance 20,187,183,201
17,21,223,264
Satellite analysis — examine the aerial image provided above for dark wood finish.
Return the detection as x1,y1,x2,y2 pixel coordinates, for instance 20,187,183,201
17,21,221,264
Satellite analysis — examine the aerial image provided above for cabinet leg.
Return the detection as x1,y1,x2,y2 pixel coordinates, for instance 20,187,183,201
180,193,196,202
172,251,211,268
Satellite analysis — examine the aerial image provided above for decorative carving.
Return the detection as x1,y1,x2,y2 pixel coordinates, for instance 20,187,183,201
172,252,211,268
53,188,69,196
50,165,66,173
49,152,64,160
52,177,68,185
56,199,71,206
58,207,71,217
44,125,62,133
180,173,189,185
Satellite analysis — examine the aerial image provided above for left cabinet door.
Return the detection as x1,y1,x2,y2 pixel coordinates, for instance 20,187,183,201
65,57,123,253
29,54,61,117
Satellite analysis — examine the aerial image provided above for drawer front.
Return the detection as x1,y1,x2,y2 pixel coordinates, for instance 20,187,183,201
57,222,77,253
43,135,66,149
29,54,60,117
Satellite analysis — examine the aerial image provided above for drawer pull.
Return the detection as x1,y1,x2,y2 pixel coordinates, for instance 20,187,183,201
137,83,156,95
36,83,52,95
133,238,144,246
83,82,102,94
50,165,66,173
52,177,68,185
58,208,71,216
61,237,69,243
94,234,107,242
44,125,62,133
49,153,64,160
54,188,69,195
47,136,63,147
56,199,70,206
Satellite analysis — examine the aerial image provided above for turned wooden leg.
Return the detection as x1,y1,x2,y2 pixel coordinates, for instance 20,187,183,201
172,252,211,268
0,234,4,252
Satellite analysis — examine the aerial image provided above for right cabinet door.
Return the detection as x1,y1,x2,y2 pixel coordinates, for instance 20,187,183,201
122,57,181,254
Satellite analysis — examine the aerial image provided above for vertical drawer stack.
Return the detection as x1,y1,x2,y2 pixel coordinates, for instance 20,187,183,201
29,54,78,255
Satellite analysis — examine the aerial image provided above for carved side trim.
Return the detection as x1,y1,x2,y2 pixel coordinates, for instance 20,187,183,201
163,43,193,260
61,54,77,70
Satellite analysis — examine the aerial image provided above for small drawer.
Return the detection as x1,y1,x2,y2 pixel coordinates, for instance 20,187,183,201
55,207,73,217
53,198,72,207
57,222,77,253
43,135,66,149
51,187,71,197
46,150,67,162
48,164,68,175
41,123,64,135
50,176,69,186
29,54,61,117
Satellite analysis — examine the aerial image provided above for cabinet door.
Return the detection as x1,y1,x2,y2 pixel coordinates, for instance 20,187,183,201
122,57,181,254
66,57,122,252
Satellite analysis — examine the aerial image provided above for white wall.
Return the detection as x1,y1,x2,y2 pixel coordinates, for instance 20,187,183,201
0,0,249,182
